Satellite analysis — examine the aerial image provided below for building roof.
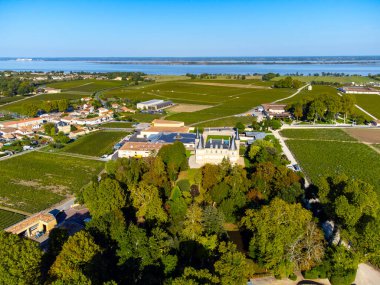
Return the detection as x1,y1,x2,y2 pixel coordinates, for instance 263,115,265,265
261,103,287,111
342,86,379,92
152,119,184,126
142,126,190,133
139,99,164,105
119,142,163,152
5,213,56,234
149,132,196,144
1,117,43,127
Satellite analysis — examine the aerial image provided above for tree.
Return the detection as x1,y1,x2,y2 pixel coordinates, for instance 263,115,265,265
202,205,225,236
82,178,126,218
49,231,101,284
23,103,39,117
106,157,148,186
214,242,253,285
270,119,282,130
171,267,219,284
42,101,54,113
182,203,204,240
307,99,325,123
158,141,188,181
57,99,69,112
241,198,318,276
293,102,303,121
129,182,167,223
340,95,355,123
167,186,188,224
0,231,43,285
44,122,55,135
235,122,245,133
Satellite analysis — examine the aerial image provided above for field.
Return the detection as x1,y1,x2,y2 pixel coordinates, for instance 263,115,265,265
0,152,104,213
282,129,380,200
47,79,128,93
62,131,127,156
280,128,357,141
343,128,380,144
0,92,90,114
0,95,27,106
281,85,339,104
352,94,380,119
101,122,134,128
274,75,378,84
167,103,213,113
103,81,294,124
194,116,254,127
0,209,25,230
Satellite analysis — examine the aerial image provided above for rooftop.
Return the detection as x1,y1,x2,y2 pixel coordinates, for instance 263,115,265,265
149,132,196,144
139,99,164,105
143,126,190,133
119,141,163,151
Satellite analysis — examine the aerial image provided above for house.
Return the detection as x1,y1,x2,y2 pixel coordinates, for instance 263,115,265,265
152,119,185,128
339,86,380,95
98,107,110,115
118,142,163,158
120,106,136,113
0,117,44,129
56,121,71,134
136,99,173,110
111,103,120,109
113,76,123,81
261,103,291,119
69,128,89,139
193,129,241,167
81,97,92,102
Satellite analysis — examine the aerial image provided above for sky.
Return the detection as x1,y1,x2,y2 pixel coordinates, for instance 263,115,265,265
0,0,379,57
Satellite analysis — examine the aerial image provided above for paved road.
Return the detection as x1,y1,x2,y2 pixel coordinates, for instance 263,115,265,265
272,84,310,103
271,129,310,187
355,263,380,285
0,145,48,161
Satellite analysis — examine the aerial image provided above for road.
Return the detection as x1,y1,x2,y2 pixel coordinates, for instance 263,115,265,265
271,129,310,187
272,84,310,103
354,263,380,285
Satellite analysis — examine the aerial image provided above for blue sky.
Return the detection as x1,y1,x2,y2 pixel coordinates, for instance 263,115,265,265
0,0,379,57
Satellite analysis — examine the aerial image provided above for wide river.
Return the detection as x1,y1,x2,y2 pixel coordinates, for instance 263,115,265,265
1,60,380,75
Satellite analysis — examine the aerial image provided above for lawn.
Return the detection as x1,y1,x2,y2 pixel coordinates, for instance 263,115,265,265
280,128,357,141
0,209,26,230
285,140,380,200
62,131,127,156
47,79,128,93
0,152,104,213
352,94,380,119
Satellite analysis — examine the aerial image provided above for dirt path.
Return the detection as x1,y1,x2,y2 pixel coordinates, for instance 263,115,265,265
36,150,105,161
0,205,32,216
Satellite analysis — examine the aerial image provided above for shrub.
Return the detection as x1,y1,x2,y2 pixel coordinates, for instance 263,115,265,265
330,270,356,285
177,179,190,192
289,273,297,281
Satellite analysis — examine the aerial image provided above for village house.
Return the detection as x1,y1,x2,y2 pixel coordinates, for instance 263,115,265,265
261,103,291,119
0,117,44,129
118,142,163,158
69,128,90,139
56,121,71,134
119,106,136,113
81,97,92,102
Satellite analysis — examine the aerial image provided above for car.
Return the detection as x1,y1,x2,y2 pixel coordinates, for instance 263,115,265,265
293,164,301,171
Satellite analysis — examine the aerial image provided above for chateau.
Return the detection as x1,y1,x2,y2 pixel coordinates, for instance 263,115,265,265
194,128,240,166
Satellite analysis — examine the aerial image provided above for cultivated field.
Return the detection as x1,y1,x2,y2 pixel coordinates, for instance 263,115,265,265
47,79,127,93
275,75,378,84
281,85,339,104
343,128,380,144
62,131,127,157
280,128,357,141
194,116,254,127
282,129,380,200
0,152,104,213
0,209,25,230
101,122,134,128
167,103,213,113
352,94,380,119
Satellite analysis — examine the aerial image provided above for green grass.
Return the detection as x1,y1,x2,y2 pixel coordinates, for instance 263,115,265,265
127,112,163,122
101,122,134,128
0,95,27,106
62,131,127,156
0,210,26,230
47,79,128,93
206,135,231,141
373,144,380,150
352,94,380,119
274,75,377,84
286,140,380,200
0,152,104,213
281,85,339,104
280,128,357,141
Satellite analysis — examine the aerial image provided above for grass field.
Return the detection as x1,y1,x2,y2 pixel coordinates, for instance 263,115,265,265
281,85,339,104
352,94,380,119
47,79,128,93
62,131,127,156
0,92,90,114
194,116,254,127
0,152,104,213
280,128,357,141
101,122,134,128
0,209,26,230
283,129,380,200
0,95,27,106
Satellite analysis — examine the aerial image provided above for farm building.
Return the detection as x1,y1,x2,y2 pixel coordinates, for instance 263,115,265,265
261,103,291,119
149,132,197,149
339,86,380,95
136,99,173,110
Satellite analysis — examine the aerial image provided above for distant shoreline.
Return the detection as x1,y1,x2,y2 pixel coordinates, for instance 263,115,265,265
91,61,380,65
